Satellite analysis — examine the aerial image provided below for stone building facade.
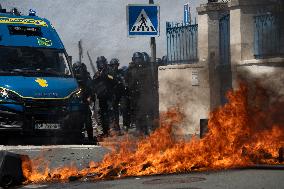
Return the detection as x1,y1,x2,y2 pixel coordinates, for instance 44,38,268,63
158,0,284,135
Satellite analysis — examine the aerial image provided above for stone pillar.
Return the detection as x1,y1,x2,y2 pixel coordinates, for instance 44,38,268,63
197,3,229,110
229,6,241,89
197,3,229,64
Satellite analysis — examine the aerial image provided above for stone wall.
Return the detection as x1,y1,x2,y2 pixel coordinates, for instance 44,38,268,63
237,60,284,98
158,63,210,135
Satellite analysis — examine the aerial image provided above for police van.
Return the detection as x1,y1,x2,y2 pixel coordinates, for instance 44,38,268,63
0,7,84,142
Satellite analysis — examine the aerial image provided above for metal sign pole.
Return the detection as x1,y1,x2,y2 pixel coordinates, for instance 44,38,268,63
78,40,83,63
149,0,156,63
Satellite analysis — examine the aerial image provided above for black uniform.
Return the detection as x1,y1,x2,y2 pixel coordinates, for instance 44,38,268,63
108,59,131,133
93,56,115,136
72,62,94,141
128,52,148,134
118,66,131,131
128,52,159,135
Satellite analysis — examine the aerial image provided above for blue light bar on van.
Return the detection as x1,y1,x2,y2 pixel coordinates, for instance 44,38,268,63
29,9,36,16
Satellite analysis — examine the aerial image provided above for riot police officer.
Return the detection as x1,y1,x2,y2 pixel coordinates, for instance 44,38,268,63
93,56,114,136
128,52,151,135
128,52,142,130
119,66,131,131
108,58,121,133
131,52,144,65
72,61,95,142
108,58,131,133
128,52,159,135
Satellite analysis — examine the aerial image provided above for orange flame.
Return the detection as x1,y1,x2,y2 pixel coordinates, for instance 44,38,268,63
22,83,284,183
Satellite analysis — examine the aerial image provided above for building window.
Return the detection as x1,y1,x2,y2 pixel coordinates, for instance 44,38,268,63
254,13,284,59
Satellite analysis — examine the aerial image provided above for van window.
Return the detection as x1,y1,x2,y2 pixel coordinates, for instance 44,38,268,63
0,46,71,77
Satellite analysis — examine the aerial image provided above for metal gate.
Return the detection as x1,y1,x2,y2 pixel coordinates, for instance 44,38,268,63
219,14,232,105
166,22,198,64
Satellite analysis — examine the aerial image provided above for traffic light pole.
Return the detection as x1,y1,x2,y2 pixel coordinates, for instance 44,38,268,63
149,0,156,63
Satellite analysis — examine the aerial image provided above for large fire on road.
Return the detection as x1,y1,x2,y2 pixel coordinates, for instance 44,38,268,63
21,83,284,183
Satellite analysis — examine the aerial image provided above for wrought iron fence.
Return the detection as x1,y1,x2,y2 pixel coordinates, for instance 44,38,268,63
254,13,284,59
166,22,198,64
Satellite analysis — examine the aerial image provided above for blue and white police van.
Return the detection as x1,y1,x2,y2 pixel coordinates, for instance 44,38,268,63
0,8,84,142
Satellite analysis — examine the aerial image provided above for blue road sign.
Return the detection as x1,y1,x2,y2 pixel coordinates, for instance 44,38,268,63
127,4,160,37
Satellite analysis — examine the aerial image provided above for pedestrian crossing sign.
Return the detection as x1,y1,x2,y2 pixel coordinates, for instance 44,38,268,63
127,4,160,37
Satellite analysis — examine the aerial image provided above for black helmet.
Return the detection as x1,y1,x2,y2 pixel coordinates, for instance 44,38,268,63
72,61,81,70
96,56,107,63
96,56,107,71
72,61,88,80
132,52,143,62
73,62,87,72
11,8,21,16
162,55,168,62
161,56,168,65
81,63,87,71
109,58,119,66
141,52,150,63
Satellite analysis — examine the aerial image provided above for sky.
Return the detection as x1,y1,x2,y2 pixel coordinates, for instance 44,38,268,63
0,0,206,73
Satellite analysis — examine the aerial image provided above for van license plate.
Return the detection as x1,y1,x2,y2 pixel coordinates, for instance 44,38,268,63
35,123,61,130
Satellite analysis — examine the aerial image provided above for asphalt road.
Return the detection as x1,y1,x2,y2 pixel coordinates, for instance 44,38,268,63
1,145,284,189
21,170,284,189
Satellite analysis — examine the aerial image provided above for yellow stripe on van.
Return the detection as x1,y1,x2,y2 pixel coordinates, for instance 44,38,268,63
0,16,48,27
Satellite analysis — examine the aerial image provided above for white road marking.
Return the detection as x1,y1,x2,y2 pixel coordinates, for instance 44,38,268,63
0,145,102,151
23,184,48,188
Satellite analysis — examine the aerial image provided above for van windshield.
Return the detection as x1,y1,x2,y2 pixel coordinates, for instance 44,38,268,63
0,46,72,77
